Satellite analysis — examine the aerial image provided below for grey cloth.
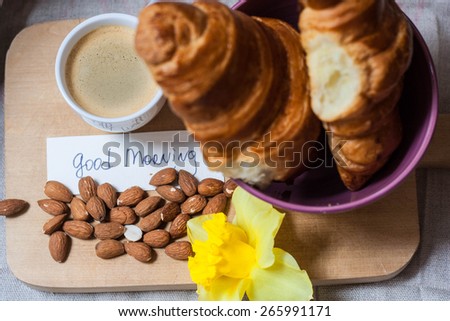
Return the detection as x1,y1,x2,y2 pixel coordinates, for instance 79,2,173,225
1,0,449,301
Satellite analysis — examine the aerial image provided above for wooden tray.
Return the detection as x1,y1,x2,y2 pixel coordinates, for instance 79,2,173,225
4,20,443,293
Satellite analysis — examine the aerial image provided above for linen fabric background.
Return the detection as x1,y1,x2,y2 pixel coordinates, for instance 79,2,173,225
1,0,449,300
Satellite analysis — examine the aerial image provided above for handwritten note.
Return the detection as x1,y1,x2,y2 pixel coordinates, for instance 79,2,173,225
47,131,223,193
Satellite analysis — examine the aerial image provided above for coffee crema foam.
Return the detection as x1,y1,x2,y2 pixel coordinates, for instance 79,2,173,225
65,25,157,118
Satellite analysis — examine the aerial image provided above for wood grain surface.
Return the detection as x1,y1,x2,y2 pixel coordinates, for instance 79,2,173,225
4,20,421,292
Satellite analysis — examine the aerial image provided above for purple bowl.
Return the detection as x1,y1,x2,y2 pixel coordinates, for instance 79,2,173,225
232,0,439,213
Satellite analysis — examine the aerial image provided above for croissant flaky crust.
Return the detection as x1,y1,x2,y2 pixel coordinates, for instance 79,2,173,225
299,0,413,190
136,1,321,188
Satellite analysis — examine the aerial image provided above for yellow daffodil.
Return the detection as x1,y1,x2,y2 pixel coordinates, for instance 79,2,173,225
187,187,313,301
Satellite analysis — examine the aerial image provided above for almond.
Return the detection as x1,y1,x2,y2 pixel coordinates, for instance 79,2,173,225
138,208,163,232
78,176,97,202
124,242,153,263
95,239,125,259
124,224,143,242
109,206,137,225
223,179,238,198
37,199,68,216
198,178,224,197
149,168,177,186
180,194,207,214
160,202,180,222
42,214,67,235
94,222,125,240
62,220,93,240
203,193,228,214
178,170,198,197
156,185,186,203
49,231,70,263
134,196,163,217
117,186,145,206
165,241,193,260
0,199,29,217
86,196,106,221
70,197,90,221
97,183,117,209
143,229,171,248
169,213,190,239
44,181,73,203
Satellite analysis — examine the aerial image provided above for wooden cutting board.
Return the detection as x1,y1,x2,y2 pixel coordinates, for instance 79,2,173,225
4,20,443,293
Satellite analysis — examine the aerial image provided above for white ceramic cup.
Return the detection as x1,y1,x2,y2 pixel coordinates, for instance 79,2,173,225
55,13,166,133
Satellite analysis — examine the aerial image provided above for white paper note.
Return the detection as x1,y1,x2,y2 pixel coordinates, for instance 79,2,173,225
47,131,223,194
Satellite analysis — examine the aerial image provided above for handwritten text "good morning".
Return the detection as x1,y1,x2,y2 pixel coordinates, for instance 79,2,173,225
72,133,200,178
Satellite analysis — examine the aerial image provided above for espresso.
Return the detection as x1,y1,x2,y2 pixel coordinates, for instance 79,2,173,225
65,25,157,118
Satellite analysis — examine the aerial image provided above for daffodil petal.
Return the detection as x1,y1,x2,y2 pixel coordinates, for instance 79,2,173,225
197,277,249,301
232,187,285,268
187,213,219,243
247,248,313,301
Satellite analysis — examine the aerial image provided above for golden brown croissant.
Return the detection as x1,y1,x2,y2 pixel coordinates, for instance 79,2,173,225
299,0,413,190
136,1,321,188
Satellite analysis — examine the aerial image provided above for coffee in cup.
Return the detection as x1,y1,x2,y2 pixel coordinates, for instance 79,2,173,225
65,25,157,118
55,13,166,132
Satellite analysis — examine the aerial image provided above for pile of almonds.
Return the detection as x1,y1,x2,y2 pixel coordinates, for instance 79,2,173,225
39,168,237,264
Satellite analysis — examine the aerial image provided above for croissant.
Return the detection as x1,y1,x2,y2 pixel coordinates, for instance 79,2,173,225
136,1,321,188
299,0,413,190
